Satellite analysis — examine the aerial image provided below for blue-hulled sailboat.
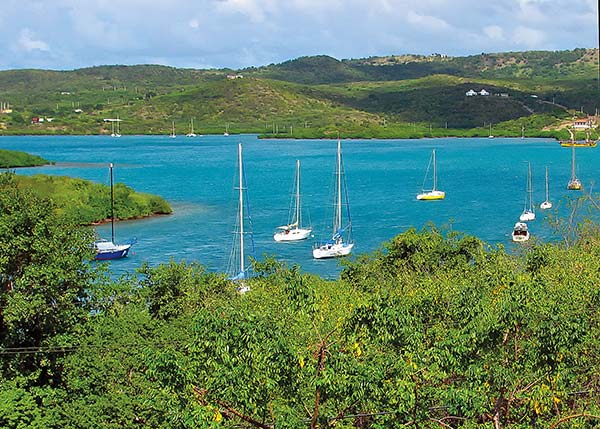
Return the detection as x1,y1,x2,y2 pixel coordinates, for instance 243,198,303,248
94,163,136,260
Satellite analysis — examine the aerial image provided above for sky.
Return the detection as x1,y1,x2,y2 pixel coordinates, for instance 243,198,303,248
1,0,598,71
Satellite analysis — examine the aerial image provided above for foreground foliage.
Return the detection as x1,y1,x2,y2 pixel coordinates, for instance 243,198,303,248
1,177,600,428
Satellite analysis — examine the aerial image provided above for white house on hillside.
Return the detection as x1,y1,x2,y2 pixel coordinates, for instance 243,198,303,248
465,89,477,96
479,89,490,96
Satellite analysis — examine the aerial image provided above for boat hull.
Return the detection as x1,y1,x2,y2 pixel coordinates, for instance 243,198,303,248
312,242,354,259
511,222,530,242
519,211,535,222
94,242,132,260
540,201,552,210
416,190,445,200
274,228,312,242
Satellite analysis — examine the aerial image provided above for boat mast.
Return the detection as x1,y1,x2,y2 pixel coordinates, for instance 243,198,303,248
109,163,115,243
238,143,244,275
432,149,437,191
295,159,300,227
571,146,576,180
528,162,533,211
545,167,549,201
335,138,342,236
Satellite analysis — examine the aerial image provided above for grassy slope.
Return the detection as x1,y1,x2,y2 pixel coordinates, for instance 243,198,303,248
15,174,172,225
0,149,50,167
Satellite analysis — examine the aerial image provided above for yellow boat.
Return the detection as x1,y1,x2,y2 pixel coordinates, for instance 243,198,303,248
559,140,597,148
416,149,445,201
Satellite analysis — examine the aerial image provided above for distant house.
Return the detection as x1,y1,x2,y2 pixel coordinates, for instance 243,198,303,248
530,94,538,98
479,89,490,96
226,74,243,79
573,119,592,129
465,89,477,96
74,108,83,113
31,117,40,124
499,93,509,98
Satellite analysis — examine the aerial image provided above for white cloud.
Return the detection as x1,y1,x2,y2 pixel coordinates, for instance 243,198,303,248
17,28,50,52
512,26,546,48
484,25,504,41
189,18,200,29
406,11,451,32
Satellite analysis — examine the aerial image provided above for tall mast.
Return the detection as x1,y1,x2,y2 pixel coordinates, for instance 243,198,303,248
295,159,300,226
109,163,115,243
432,149,437,191
238,143,244,275
545,167,549,200
571,146,576,180
335,138,342,235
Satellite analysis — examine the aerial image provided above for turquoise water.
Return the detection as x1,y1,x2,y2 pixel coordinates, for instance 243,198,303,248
2,134,598,278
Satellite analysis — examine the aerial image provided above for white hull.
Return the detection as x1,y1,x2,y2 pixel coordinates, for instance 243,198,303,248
416,190,445,200
519,211,535,222
313,242,354,259
274,228,312,242
511,222,530,242
540,201,552,210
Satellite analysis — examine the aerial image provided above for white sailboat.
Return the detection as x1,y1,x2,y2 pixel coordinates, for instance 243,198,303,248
519,162,535,221
313,138,354,259
488,123,494,139
416,149,445,200
567,145,582,190
511,221,530,242
274,160,312,242
186,118,197,137
540,166,553,209
224,123,230,136
170,121,176,138
227,143,254,290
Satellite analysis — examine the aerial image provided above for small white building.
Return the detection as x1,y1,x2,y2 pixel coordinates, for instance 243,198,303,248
479,89,490,96
465,89,477,96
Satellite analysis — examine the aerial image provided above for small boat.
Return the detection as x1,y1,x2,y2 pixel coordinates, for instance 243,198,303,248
274,159,312,242
539,166,552,210
224,123,230,136
170,121,176,138
567,145,582,190
94,163,136,260
227,143,254,291
519,162,535,221
416,149,445,200
511,222,530,242
186,118,197,137
488,123,494,139
313,137,354,259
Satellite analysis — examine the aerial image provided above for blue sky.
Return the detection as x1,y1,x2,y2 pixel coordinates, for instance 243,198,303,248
1,0,597,71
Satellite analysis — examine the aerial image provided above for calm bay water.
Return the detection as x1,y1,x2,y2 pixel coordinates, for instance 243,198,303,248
2,134,598,278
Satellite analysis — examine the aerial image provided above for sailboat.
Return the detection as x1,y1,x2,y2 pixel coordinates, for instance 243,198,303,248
313,138,354,259
519,162,535,221
416,149,445,200
488,123,494,139
274,160,312,242
94,163,136,260
224,123,230,136
567,146,582,190
170,121,176,138
186,118,197,137
227,143,254,289
540,166,552,209
511,222,530,242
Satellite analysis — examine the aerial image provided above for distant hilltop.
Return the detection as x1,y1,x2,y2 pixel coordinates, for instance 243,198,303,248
0,48,597,139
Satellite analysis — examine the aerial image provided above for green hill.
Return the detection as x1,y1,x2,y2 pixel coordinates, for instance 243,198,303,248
0,49,597,138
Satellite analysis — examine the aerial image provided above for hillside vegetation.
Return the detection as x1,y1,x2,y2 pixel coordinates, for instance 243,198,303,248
0,149,49,167
0,49,597,139
12,173,172,224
